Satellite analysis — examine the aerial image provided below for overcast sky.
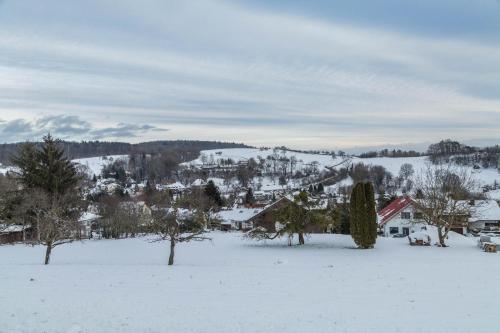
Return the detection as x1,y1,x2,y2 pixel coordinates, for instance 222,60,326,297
0,0,499,150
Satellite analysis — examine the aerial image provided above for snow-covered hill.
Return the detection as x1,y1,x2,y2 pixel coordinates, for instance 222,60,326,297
72,155,129,177
186,148,349,171
1,155,128,178
186,148,500,197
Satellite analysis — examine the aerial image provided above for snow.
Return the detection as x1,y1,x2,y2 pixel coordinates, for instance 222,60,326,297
1,155,128,178
164,182,186,191
325,176,353,194
468,200,500,222
186,149,500,197
0,224,27,233
0,163,14,175
187,148,348,171
354,156,428,176
487,189,500,201
217,207,262,224
79,212,99,222
1,232,499,332
72,155,129,177
408,231,431,242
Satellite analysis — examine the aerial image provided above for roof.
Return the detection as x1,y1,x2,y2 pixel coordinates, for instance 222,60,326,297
247,196,293,222
191,179,207,187
165,182,186,190
378,196,414,226
0,224,28,233
217,208,263,224
79,212,100,222
466,200,500,222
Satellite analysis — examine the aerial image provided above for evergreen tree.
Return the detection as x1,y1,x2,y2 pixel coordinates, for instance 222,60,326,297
12,134,79,195
245,187,255,205
317,183,324,193
333,201,350,234
349,182,377,249
204,180,223,207
10,134,84,264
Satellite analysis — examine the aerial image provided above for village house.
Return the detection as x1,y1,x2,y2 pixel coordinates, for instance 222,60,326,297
246,196,329,233
378,197,500,237
465,200,500,233
378,197,426,237
0,224,35,244
216,207,263,231
78,212,101,239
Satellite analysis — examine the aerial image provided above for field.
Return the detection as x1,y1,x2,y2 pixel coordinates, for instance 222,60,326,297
1,232,498,333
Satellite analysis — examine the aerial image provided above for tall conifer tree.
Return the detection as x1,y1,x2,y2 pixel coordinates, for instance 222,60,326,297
349,182,377,249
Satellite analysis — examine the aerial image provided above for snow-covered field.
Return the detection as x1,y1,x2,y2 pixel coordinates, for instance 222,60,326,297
1,232,498,333
186,148,348,171
72,155,129,177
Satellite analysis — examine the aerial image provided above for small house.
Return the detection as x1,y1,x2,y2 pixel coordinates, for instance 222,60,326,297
378,197,426,237
0,224,35,244
217,208,263,231
466,200,500,233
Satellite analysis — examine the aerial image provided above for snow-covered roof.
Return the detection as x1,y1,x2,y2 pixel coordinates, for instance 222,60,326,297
191,179,207,187
217,208,263,224
378,196,414,225
467,200,500,222
0,224,28,233
260,184,286,192
79,212,100,222
165,182,186,190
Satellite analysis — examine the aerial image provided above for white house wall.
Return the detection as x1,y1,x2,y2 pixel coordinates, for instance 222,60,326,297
382,206,426,237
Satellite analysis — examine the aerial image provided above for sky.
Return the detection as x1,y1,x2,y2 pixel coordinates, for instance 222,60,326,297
0,0,499,150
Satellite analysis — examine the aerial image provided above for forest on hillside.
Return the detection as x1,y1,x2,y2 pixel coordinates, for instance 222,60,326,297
0,140,251,165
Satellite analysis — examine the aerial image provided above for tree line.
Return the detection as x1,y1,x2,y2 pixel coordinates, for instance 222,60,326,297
0,140,251,165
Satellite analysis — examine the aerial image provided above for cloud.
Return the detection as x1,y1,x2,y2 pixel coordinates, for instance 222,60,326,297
0,0,498,148
0,115,168,143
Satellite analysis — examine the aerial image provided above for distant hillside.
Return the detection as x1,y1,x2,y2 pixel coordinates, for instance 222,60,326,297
0,140,252,165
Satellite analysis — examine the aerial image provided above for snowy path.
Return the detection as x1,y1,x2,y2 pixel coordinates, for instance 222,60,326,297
0,233,498,332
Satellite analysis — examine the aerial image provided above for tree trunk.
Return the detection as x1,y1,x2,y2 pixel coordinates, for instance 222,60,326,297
44,243,52,265
437,227,447,247
298,232,305,245
168,239,175,265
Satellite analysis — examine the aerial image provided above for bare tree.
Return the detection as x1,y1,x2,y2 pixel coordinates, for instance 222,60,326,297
289,156,298,176
413,163,476,247
150,200,210,265
97,196,147,239
399,163,414,180
25,190,85,264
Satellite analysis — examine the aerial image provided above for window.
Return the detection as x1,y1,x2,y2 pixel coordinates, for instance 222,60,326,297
413,212,423,220
402,227,410,236
390,227,399,234
401,212,411,219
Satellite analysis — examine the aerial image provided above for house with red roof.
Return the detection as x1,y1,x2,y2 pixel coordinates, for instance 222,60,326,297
378,196,426,237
